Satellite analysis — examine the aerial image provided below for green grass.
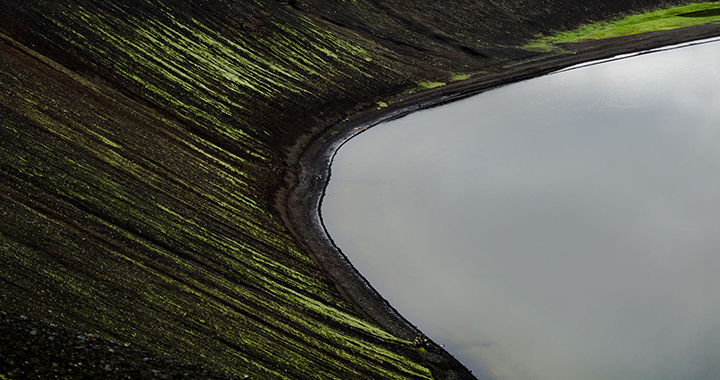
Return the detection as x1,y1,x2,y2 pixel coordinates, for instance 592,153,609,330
450,73,471,82
525,1,720,50
398,81,448,96
417,81,446,90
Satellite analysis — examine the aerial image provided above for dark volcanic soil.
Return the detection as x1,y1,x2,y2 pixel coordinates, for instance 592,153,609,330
0,311,239,380
2,0,720,379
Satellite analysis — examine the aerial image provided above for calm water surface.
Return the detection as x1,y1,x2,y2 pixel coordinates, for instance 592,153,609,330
323,39,720,380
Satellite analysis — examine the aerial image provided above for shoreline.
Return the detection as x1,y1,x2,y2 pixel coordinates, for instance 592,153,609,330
277,24,720,380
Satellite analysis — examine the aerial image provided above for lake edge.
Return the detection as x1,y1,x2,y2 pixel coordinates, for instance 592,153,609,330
278,26,720,380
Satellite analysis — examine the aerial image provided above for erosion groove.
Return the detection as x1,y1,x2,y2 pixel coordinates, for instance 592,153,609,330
1,0,719,379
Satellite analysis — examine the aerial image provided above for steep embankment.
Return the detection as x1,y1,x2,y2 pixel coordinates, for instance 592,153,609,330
0,0,716,379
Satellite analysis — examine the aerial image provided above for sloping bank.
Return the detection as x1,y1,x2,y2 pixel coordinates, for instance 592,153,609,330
1,0,719,379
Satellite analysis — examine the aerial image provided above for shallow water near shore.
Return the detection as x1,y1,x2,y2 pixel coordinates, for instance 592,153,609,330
323,39,720,380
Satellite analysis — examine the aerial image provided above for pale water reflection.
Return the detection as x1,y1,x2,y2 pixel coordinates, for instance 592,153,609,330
323,39,720,380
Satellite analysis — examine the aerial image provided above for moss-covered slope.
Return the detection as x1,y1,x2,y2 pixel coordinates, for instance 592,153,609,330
0,0,714,379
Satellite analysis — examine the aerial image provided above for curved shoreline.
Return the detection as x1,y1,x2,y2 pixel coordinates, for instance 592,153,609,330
278,24,720,380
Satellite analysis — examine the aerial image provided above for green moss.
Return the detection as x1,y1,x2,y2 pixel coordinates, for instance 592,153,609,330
417,81,446,90
525,1,720,50
450,73,471,81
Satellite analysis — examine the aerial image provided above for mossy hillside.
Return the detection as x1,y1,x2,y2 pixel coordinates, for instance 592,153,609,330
0,2,440,377
1,0,718,379
525,1,720,50
1,0,440,161
0,45,432,379
299,0,701,52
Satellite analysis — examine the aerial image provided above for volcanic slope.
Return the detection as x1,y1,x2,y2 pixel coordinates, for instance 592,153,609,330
0,0,714,379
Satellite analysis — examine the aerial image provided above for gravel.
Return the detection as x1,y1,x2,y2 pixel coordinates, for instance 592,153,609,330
0,311,243,379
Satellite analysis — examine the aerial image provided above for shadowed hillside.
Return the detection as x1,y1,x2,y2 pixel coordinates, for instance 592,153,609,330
0,0,714,379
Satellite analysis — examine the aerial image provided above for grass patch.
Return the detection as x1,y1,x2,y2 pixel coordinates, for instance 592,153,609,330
450,73,471,82
417,81,446,90
525,1,720,50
